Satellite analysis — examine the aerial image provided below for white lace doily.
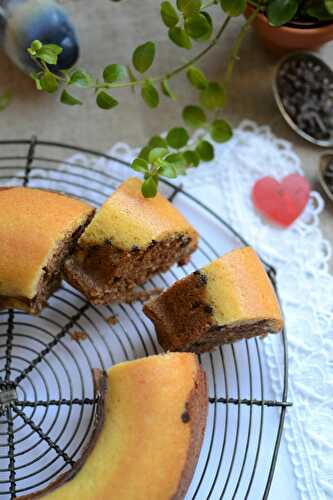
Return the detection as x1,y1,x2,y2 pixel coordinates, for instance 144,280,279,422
104,121,333,500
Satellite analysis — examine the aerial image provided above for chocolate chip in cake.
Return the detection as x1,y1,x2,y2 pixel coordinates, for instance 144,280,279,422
194,270,208,287
179,235,192,248
148,239,158,248
181,411,191,423
203,304,213,315
131,245,140,253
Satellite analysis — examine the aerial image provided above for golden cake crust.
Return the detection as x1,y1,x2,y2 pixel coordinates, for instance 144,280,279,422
78,177,198,250
203,247,282,326
0,187,93,300
18,353,207,500
171,362,207,500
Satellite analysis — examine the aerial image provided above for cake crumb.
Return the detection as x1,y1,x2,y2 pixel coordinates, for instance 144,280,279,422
70,330,88,342
126,287,163,303
107,315,118,326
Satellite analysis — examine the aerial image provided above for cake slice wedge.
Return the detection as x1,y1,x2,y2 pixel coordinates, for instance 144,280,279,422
0,187,94,314
64,177,198,303
144,247,283,353
19,353,207,500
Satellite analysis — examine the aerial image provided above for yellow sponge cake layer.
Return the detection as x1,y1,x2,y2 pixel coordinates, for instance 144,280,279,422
79,177,197,250
204,247,282,325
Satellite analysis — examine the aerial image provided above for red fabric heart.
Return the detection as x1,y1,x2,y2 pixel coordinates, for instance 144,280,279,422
251,174,310,228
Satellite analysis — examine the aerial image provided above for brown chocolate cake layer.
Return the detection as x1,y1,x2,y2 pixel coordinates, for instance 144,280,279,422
65,233,196,304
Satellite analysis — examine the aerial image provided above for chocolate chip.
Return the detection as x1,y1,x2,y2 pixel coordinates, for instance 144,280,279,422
203,304,213,314
131,245,140,253
105,238,112,246
194,270,208,286
180,236,192,248
181,411,190,423
148,239,157,249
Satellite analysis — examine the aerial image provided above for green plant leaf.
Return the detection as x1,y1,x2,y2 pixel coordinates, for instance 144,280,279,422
186,66,208,89
210,119,233,143
177,0,201,16
161,1,179,27
165,153,187,174
141,81,159,108
167,127,189,148
131,158,149,173
267,0,298,26
0,90,11,111
184,13,211,39
142,176,158,197
37,44,63,65
138,146,151,161
103,64,128,83
148,136,168,148
196,140,214,161
69,69,94,87
132,41,156,73
161,79,176,100
200,82,225,110
148,147,168,163
307,1,333,19
60,90,82,106
182,105,207,128
184,150,200,167
30,40,42,54
325,0,333,14
199,12,213,41
96,91,118,109
42,44,63,55
168,27,192,49
159,163,177,178
40,72,58,93
219,0,246,16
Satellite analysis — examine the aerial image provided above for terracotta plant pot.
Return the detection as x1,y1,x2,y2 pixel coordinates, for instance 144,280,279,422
245,4,333,54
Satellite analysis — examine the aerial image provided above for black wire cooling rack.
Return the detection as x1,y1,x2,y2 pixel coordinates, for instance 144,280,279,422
0,138,292,499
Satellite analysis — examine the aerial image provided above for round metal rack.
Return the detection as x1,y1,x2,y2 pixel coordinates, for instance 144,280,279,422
0,138,291,499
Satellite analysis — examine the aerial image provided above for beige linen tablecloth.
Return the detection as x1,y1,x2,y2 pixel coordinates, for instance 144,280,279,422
0,0,331,253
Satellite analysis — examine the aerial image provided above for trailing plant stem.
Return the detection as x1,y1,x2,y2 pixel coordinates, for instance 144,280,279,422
164,15,232,80
34,16,233,94
225,8,259,87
